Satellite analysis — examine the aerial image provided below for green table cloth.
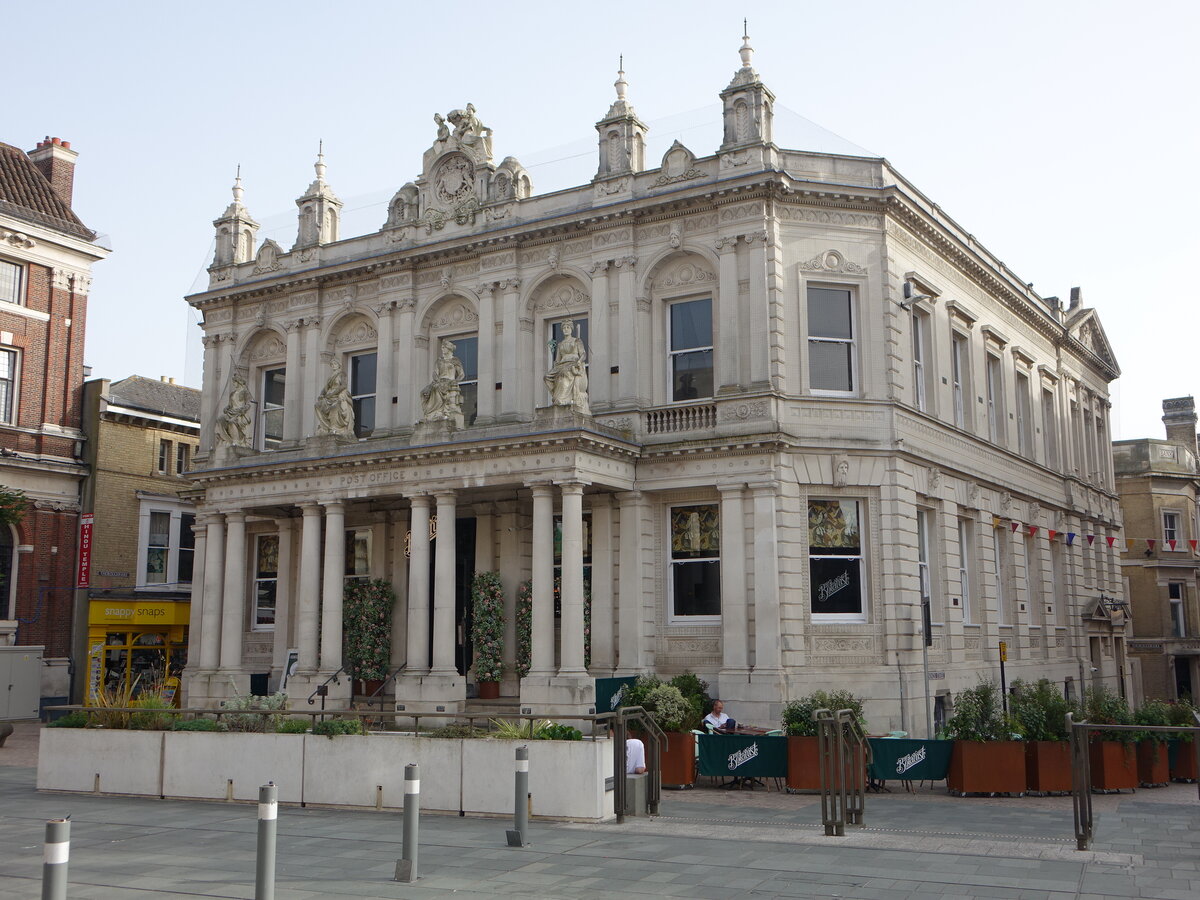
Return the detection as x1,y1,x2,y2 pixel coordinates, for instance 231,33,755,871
698,733,787,778
867,738,953,782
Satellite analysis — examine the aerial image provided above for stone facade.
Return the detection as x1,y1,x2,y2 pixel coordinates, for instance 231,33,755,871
183,39,1127,730
1114,398,1200,702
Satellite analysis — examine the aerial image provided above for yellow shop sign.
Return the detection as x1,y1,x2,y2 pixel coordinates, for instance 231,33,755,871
89,600,189,626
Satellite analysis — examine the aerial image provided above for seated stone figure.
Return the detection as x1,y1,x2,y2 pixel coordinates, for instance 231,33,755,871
420,339,466,428
315,359,356,439
543,318,590,415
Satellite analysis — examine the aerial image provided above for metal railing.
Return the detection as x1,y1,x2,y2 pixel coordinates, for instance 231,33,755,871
1067,710,1200,850
306,667,346,708
596,706,665,823
364,666,406,714
814,707,872,836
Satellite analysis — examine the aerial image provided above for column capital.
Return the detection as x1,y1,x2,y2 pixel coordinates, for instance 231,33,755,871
714,235,738,253
274,515,296,530
405,492,433,508
471,502,495,517
527,481,555,498
716,482,747,496
615,254,638,269
432,489,458,504
747,481,779,497
556,480,587,496
588,493,614,510
320,499,345,514
372,300,396,316
476,281,498,296
224,510,247,524
588,259,611,275
299,501,322,515
614,489,645,505
500,276,522,292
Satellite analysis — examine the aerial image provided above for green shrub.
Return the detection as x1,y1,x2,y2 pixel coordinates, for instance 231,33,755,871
1166,699,1197,742
343,579,395,682
129,695,178,731
643,684,692,732
490,718,538,739
515,580,532,678
429,723,488,739
1010,679,1076,742
621,675,661,712
47,711,89,728
1134,699,1173,743
222,691,288,733
537,722,583,741
274,718,310,734
668,673,710,731
782,690,867,737
1085,686,1135,744
471,572,505,683
944,679,1015,742
173,717,225,732
312,717,366,738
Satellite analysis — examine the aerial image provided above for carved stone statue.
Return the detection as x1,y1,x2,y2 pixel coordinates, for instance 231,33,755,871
420,339,466,427
215,371,252,449
446,103,493,160
544,318,590,415
433,113,450,143
315,359,356,439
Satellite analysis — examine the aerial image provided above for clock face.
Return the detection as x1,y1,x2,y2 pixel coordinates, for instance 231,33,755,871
434,154,474,206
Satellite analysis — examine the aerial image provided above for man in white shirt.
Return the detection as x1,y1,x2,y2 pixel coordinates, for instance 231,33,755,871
626,738,647,774
703,699,733,732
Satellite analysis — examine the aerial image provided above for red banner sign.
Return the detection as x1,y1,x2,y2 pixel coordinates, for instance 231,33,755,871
76,513,94,589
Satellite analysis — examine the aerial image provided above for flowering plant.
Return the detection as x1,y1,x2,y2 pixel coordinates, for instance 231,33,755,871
516,580,532,678
342,579,394,682
471,571,505,682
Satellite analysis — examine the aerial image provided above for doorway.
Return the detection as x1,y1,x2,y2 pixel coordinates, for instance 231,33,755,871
425,517,477,677
1175,656,1194,701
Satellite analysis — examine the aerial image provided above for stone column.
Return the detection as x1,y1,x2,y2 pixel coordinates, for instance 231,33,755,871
199,513,224,669
499,278,522,421
296,503,322,671
474,504,494,572
374,301,396,432
199,336,224,454
430,491,458,675
751,484,782,673
530,483,555,675
559,482,586,675
588,495,614,674
476,283,497,424
218,512,247,671
616,490,646,674
746,231,770,388
406,496,432,672
496,501,521,683
283,319,303,443
389,508,409,669
588,262,610,408
715,236,741,393
301,317,321,438
615,256,638,405
319,500,345,671
185,515,209,670
395,300,416,429
718,484,749,675
271,517,295,675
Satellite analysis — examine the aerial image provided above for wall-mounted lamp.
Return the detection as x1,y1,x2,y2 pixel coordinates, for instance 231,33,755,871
898,280,933,311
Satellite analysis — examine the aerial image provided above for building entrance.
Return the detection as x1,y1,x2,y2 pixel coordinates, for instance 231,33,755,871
426,517,476,677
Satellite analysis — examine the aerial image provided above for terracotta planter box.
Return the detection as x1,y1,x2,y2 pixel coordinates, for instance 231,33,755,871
660,731,696,788
948,741,1025,795
1169,739,1199,781
476,681,500,700
1136,741,1169,787
1089,741,1137,791
1025,741,1072,793
786,735,821,790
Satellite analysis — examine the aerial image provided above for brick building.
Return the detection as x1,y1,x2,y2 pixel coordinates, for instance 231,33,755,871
0,137,108,702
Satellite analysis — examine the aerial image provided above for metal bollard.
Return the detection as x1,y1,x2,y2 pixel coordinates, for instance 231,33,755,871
395,763,419,883
42,817,69,900
255,783,277,900
506,745,529,847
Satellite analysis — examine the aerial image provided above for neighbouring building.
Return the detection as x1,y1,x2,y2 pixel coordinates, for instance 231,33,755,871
0,136,108,704
1115,397,1200,702
182,37,1128,730
76,375,201,704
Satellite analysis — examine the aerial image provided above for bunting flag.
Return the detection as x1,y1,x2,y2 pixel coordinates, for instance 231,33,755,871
1011,521,1020,533
1168,539,1178,552
1127,539,1136,552
1086,534,1096,546
1191,540,1198,553
1147,539,1157,551
992,515,1002,529
1067,532,1077,545
1029,525,1039,537
1047,529,1057,541
1106,536,1117,548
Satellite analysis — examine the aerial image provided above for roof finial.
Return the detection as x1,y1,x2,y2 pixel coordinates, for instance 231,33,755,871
739,20,753,68
232,165,244,203
314,140,327,181
614,56,628,102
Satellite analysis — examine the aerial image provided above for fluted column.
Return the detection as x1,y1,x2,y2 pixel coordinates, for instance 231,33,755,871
431,491,458,675
499,278,522,421
615,256,638,404
406,496,432,672
296,502,322,671
389,508,409,668
530,483,555,675
715,236,741,393
271,517,295,674
301,317,321,438
199,514,224,669
476,283,497,424
589,495,614,674
319,500,345,671
219,512,247,671
559,482,586,675
616,490,646,674
718,484,749,674
746,230,770,387
282,319,303,442
185,515,209,670
374,301,396,432
751,484,782,673
588,262,611,408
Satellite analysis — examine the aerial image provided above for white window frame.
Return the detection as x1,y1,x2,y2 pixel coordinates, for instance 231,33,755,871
912,312,928,412
809,498,868,623
0,347,18,424
1163,511,1181,547
135,497,196,590
0,258,23,306
157,439,171,474
951,331,969,429
806,285,857,396
257,366,286,451
348,350,377,438
175,442,189,476
1015,370,1032,457
667,503,722,624
666,297,714,403
442,332,479,427
986,353,1004,444
1169,582,1186,637
917,507,939,623
1042,388,1058,469
958,517,973,624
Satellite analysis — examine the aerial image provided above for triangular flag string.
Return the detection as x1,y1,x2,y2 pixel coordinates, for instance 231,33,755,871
1067,532,1076,546
1048,529,1057,541
1086,534,1095,546
1106,536,1116,548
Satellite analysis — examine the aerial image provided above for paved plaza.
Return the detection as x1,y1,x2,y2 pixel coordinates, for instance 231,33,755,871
2,723,1199,899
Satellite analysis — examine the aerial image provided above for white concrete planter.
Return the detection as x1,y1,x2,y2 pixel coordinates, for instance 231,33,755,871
163,732,305,803
38,728,165,796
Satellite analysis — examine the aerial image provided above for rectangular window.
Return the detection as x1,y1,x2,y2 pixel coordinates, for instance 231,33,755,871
951,332,968,428
986,354,1004,443
145,511,170,584
157,439,171,474
344,529,371,584
669,504,720,619
994,528,1009,625
912,312,928,412
1015,371,1032,456
176,443,189,476
0,349,15,423
1042,389,1058,468
669,299,713,401
1164,512,1180,546
958,518,973,624
0,260,22,305
259,368,286,450
1169,583,1186,637
178,513,195,584
808,287,855,393
917,508,937,622
350,352,377,438
254,535,278,629
1050,539,1064,625
452,336,479,426
809,499,865,620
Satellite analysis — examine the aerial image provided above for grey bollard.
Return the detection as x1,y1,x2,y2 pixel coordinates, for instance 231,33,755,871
255,783,277,900
395,763,419,883
506,745,529,847
42,817,69,900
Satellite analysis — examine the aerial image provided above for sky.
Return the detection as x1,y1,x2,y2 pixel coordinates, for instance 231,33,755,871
6,0,1198,441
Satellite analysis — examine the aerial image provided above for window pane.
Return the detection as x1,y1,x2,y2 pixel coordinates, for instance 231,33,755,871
145,548,167,584
262,368,285,449
810,557,863,615
460,383,478,427
0,349,13,422
256,535,279,577
350,353,377,395
344,531,370,578
809,501,860,554
0,261,19,304
670,505,719,559
353,396,375,437
808,288,852,339
149,512,170,546
453,337,479,380
256,581,277,626
263,368,286,407
673,560,721,616
809,341,853,392
672,349,713,401
670,299,712,351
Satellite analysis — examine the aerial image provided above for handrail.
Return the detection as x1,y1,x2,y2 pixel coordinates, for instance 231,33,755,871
365,665,406,713
307,666,346,706
838,708,870,828
595,706,665,823
813,707,870,836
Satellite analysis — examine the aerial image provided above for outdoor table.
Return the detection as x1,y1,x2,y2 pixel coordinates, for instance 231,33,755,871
867,737,953,790
698,732,787,790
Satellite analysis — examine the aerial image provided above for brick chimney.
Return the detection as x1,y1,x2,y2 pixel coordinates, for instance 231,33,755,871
1162,396,1198,455
27,137,79,207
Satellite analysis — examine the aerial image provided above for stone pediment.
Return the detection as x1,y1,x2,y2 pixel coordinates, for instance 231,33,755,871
1068,309,1119,376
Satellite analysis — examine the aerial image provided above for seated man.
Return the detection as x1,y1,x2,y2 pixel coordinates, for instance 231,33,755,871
626,737,647,774
703,699,736,732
